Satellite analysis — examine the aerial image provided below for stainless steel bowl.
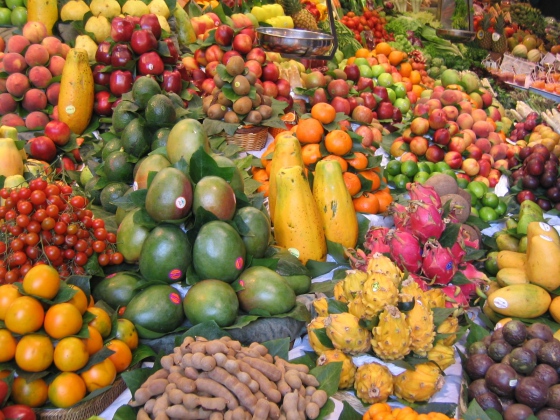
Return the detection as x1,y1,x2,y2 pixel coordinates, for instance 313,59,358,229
436,28,476,43
256,27,334,57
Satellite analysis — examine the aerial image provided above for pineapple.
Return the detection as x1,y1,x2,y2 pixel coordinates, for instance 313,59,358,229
492,14,507,54
279,0,318,31
477,14,492,50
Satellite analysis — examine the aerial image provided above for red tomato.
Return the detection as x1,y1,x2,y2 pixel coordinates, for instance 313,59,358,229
1,405,37,420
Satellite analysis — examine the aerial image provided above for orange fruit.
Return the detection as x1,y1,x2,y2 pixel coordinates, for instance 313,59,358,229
54,337,89,372
4,296,44,335
48,372,87,408
342,172,361,196
311,103,336,124
87,307,112,338
355,48,371,58
256,181,269,197
399,62,412,78
88,294,95,308
353,193,380,214
83,325,104,356
409,70,421,85
0,371,11,379
115,318,139,351
295,118,324,144
106,339,133,373
0,328,17,362
80,358,117,393
389,50,405,66
15,334,54,372
358,170,381,191
374,189,393,212
375,42,392,56
0,284,22,320
322,155,348,172
301,143,322,166
345,152,368,170
67,285,88,314
44,303,83,339
11,377,49,407
324,130,353,156
22,264,60,300
252,167,269,183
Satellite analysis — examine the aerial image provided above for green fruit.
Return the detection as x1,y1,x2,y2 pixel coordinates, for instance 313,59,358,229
5,0,23,10
233,207,271,258
484,251,499,276
212,154,245,195
9,5,25,25
145,94,176,127
84,176,101,205
133,154,171,191
139,224,192,284
145,167,193,222
0,8,12,25
123,284,185,336
193,221,246,283
166,119,209,165
101,138,122,161
151,128,171,151
92,272,142,310
392,173,409,189
115,187,134,226
233,266,296,315
121,118,151,158
104,150,134,183
283,274,311,295
112,102,137,134
193,176,236,221
79,165,94,187
132,76,161,110
100,182,129,214
116,209,151,263
183,279,239,327
385,160,401,177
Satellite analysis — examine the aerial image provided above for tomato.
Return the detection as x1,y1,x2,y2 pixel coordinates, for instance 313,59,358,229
1,404,36,420
0,379,8,405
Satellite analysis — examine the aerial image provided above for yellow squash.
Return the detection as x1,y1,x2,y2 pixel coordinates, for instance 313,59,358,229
268,133,303,222
58,49,94,135
313,159,358,249
526,234,560,291
488,284,551,318
27,0,58,35
274,166,327,265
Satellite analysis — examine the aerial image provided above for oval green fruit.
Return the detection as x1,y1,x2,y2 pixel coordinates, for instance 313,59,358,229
116,209,151,263
233,207,271,258
145,167,193,222
166,119,209,165
183,279,239,327
92,272,142,310
192,176,236,221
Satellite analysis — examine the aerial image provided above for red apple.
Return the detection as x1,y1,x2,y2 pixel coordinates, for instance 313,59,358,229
232,33,253,54
432,128,450,146
276,95,293,112
111,44,133,68
356,77,374,92
331,96,351,115
246,47,266,65
344,64,360,82
131,29,158,55
109,70,133,96
111,16,134,42
376,101,393,120
44,120,71,146
359,92,377,110
30,136,57,162
137,52,164,75
262,62,279,82
161,70,182,94
200,78,216,95
205,45,224,63
161,38,179,64
140,14,162,40
94,91,112,116
93,65,110,86
276,78,291,98
392,106,402,122
214,24,234,46
372,86,389,102
194,48,208,66
95,41,112,65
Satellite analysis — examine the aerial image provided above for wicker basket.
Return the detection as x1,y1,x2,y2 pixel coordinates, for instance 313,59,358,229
226,126,269,151
36,377,127,420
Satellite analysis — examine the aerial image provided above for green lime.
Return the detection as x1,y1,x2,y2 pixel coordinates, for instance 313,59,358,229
386,174,394,182
482,192,499,209
484,251,499,276
104,150,134,183
467,180,488,199
392,173,410,190
495,200,507,217
429,171,441,178
5,0,23,10
0,7,11,24
413,171,430,184
467,189,478,206
10,5,25,26
386,88,396,103
470,206,479,218
442,169,457,180
102,138,123,161
417,162,431,173
424,162,435,173
456,177,469,189
479,206,498,222
145,94,176,127
434,162,451,172
385,160,402,177
400,160,419,178
132,76,162,110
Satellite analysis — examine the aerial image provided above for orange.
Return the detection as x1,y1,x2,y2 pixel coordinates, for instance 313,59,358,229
80,358,117,392
67,285,88,314
364,403,392,420
0,329,17,362
322,155,348,172
375,42,392,56
352,193,380,214
0,371,11,379
374,189,393,213
399,62,412,78
389,50,405,66
15,334,53,372
345,152,368,170
115,319,139,351
88,294,95,307
87,307,112,338
295,118,324,144
106,339,133,373
11,377,48,407
4,296,44,335
311,103,336,124
301,143,322,166
324,130,352,156
358,170,381,191
342,172,361,196
252,167,269,183
83,325,104,356
256,181,269,197
44,303,83,339
54,337,89,372
22,264,60,300
0,284,22,320
48,372,87,408
355,48,371,58
409,70,421,85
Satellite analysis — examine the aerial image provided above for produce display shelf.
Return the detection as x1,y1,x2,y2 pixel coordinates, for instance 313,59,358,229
528,87,560,102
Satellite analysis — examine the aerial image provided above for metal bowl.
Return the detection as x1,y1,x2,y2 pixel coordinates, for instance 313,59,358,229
436,28,476,43
256,27,334,57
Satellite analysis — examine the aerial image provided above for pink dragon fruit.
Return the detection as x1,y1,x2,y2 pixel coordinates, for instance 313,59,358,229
345,248,368,272
458,262,490,298
441,285,469,308
450,233,466,265
459,225,480,250
386,229,422,274
422,239,457,285
407,182,441,208
388,202,410,231
364,227,391,254
409,201,445,243
409,273,430,291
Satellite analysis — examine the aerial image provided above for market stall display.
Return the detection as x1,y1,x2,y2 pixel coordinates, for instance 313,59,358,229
0,0,560,418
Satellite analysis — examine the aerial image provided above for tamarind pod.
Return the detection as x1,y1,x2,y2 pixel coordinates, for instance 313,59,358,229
249,342,269,357
251,398,271,420
154,414,170,420
166,404,213,419
306,402,321,420
310,389,328,407
184,367,198,380
282,390,300,420
306,386,317,396
147,379,169,396
277,378,292,396
168,365,182,374
165,382,177,393
205,340,230,355
284,370,302,389
268,401,281,420
225,340,242,351
207,367,258,414
195,377,239,410
237,360,282,403
299,372,320,387
209,412,224,420
297,393,306,412
274,357,309,373
145,399,156,413
190,342,207,354
148,369,170,381
131,388,151,406
137,408,151,420
152,393,169,417
168,388,184,405
230,407,249,420
182,393,227,411
213,352,229,367
161,355,174,370
180,337,195,354
237,356,282,382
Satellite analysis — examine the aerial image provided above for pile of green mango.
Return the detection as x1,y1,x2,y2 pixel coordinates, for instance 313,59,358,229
495,200,545,253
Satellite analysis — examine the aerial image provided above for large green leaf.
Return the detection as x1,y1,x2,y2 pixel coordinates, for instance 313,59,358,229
310,362,342,396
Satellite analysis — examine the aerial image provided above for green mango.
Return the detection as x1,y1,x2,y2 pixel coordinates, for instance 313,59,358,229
496,233,520,252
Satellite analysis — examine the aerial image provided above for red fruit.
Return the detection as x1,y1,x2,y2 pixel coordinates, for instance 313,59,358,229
109,70,133,96
421,239,457,285
407,182,441,208
409,201,444,243
388,202,410,231
161,38,179,64
130,29,158,55
364,227,391,254
232,33,253,54
93,65,111,86
214,24,234,46
94,91,113,116
30,136,57,162
111,44,133,68
139,14,162,40
44,120,72,146
137,52,164,76
161,70,182,94
387,229,422,274
110,16,134,42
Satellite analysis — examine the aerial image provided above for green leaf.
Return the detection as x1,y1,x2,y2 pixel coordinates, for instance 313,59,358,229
0,370,14,406
328,299,348,314
77,347,115,375
182,321,230,342
130,344,157,367
310,279,338,296
216,64,234,83
310,362,342,396
113,405,138,420
326,240,350,265
289,352,317,371
310,327,334,350
466,315,491,348
432,308,456,327
338,401,362,420
203,118,240,136
187,0,202,16
132,208,158,229
51,283,78,304
272,301,312,323
189,146,234,184
306,260,338,278
135,324,188,340
222,84,241,102
84,253,105,278
463,399,492,420
265,247,309,277
223,314,260,330
121,367,153,400
317,399,336,420
467,215,490,230
440,223,461,248
262,337,290,360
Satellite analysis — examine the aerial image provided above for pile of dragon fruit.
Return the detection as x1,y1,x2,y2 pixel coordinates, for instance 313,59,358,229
348,182,490,309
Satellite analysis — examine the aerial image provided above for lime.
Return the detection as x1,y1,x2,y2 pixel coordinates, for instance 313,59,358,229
358,65,374,78
467,189,478,206
429,171,441,178
378,73,393,87
386,174,394,182
467,180,488,199
392,173,409,189
418,162,432,173
456,177,469,189
413,171,430,184
144,94,176,127
484,251,499,276
470,207,479,218
0,7,11,24
354,58,369,67
394,97,410,113
102,138,123,161
482,192,499,209
132,76,162,110
400,160,419,178
10,5,25,26
479,206,498,222
371,64,385,78
442,169,457,180
386,88,396,103
5,0,23,10
385,160,401,176
495,200,507,217
434,161,451,173
393,82,407,99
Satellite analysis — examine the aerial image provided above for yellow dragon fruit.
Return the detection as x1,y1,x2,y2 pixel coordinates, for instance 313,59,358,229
406,296,435,357
334,270,368,303
316,349,356,389
325,312,372,355
436,316,460,346
371,305,411,361
307,317,331,355
400,278,427,303
424,288,447,309
354,362,394,404
427,342,456,371
393,362,444,403
313,297,329,317
349,273,398,321
366,253,403,287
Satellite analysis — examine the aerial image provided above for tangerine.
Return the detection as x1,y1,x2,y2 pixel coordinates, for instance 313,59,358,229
15,334,53,372
0,329,16,362
342,172,361,196
83,325,104,356
301,144,322,166
22,264,60,300
311,103,336,124
322,155,348,172
358,170,381,191
375,42,392,56
399,62,412,78
11,377,48,407
389,50,405,66
87,307,112,338
295,118,324,144
355,48,371,58
80,358,117,392
324,130,352,156
374,189,393,212
48,372,87,408
345,152,368,170
4,296,44,335
67,285,88,315
115,318,139,350
352,193,380,214
54,337,89,372
106,339,133,373
0,284,22,320
44,303,83,339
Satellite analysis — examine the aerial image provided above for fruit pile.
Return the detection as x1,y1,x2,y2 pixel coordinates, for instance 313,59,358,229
340,9,393,44
0,176,123,283
0,22,66,129
465,320,560,418
0,267,137,409
0,0,27,28
363,402,454,420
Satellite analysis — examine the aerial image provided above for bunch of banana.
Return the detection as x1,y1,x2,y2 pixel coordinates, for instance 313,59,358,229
251,4,294,28
510,2,546,37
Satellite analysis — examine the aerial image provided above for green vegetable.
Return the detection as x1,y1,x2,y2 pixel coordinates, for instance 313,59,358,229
451,0,468,30
385,16,423,36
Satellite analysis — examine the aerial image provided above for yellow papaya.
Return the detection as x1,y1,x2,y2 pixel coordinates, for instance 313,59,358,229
487,284,551,318
0,126,26,160
526,222,560,254
58,49,94,135
313,159,358,249
496,250,527,270
0,138,24,178
274,166,327,265
526,234,560,291
27,0,58,35
496,267,529,287
549,296,560,324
